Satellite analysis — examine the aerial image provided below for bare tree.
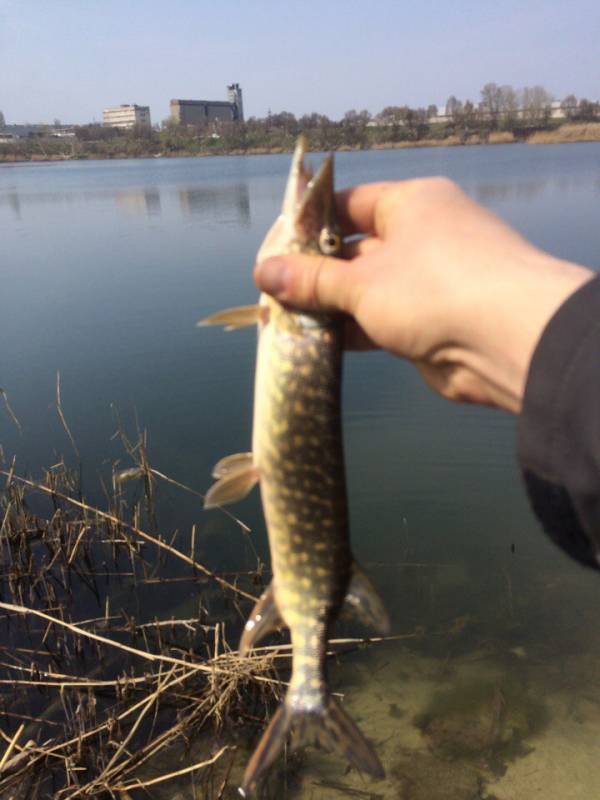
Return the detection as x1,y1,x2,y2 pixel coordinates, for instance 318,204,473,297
520,86,553,125
561,95,578,121
0,110,5,129
498,85,519,128
268,111,298,135
445,96,463,120
480,83,503,126
576,99,600,122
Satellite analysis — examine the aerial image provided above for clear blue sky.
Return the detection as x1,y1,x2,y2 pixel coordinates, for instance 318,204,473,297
1,0,599,125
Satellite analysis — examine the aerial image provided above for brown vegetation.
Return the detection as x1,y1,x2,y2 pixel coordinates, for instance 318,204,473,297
0,390,405,797
526,122,600,144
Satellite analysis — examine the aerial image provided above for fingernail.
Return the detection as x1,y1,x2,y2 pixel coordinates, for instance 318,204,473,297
256,259,289,296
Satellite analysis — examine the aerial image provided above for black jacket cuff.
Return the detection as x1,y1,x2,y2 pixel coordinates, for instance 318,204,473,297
518,275,600,568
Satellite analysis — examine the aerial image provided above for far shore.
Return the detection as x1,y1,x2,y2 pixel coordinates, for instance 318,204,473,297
1,123,600,165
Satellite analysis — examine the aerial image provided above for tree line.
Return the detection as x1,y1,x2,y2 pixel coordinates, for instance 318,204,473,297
1,83,599,161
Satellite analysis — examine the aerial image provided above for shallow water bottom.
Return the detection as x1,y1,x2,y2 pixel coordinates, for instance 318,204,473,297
144,556,600,799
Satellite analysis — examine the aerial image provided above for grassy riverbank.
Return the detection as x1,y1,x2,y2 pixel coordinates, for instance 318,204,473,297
1,122,599,164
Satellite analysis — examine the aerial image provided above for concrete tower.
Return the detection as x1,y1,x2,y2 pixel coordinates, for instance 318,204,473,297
227,83,244,122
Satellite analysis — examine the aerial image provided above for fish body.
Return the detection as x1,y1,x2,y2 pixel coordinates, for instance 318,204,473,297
201,137,388,796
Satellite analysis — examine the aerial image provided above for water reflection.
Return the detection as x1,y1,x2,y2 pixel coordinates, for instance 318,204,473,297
473,172,600,204
178,183,250,225
114,188,161,216
2,190,21,219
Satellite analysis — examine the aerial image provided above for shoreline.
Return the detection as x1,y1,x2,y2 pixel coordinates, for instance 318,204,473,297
1,123,599,165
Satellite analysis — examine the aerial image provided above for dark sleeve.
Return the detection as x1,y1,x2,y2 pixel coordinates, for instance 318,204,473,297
517,275,600,569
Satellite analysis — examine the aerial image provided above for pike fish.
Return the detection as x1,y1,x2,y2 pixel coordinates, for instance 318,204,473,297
200,136,389,797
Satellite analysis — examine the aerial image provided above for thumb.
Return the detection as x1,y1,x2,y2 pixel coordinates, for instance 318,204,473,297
254,254,357,313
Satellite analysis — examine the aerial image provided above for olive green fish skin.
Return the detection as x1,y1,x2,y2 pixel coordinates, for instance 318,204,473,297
256,303,351,708
202,139,386,794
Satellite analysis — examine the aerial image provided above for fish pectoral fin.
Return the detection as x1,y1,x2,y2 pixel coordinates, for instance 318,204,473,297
211,451,254,479
239,582,284,656
240,696,384,797
204,465,259,509
197,304,265,331
343,561,391,636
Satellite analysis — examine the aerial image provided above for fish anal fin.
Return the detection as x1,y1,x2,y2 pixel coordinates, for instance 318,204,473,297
197,305,265,331
212,452,254,480
239,696,384,797
344,561,390,636
239,583,284,656
204,466,259,509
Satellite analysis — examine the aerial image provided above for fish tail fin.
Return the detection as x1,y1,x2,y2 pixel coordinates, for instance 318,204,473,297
318,695,385,779
239,705,289,797
239,696,384,796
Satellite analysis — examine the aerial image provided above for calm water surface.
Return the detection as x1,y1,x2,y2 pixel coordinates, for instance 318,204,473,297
2,143,600,798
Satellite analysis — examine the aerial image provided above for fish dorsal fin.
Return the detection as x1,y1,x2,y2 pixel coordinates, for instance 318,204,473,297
239,582,284,656
204,460,259,509
343,561,391,636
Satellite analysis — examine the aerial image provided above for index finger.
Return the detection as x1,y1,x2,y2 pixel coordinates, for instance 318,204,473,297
336,182,394,236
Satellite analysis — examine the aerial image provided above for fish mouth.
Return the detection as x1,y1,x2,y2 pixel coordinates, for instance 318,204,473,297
283,136,335,238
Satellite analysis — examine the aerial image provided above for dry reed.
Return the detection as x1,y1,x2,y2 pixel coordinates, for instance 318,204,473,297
0,443,401,798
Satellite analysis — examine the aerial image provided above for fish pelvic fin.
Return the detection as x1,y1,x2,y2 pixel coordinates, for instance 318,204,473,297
239,582,284,656
212,452,254,479
204,459,259,509
197,304,265,331
239,695,384,797
344,561,391,635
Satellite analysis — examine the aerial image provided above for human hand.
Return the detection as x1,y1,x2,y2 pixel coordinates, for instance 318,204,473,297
254,178,592,413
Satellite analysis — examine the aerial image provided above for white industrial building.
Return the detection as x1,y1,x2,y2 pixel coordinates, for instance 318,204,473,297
103,104,151,130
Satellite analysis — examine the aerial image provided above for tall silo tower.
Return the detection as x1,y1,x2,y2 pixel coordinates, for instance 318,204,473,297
227,83,244,122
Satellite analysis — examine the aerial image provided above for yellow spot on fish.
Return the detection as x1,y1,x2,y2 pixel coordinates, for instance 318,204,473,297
300,576,312,589
287,512,298,525
284,609,303,627
294,400,306,414
295,653,319,668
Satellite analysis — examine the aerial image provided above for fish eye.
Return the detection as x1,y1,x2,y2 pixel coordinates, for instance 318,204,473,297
319,228,341,255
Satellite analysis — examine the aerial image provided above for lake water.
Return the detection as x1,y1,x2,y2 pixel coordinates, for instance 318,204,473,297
2,143,600,798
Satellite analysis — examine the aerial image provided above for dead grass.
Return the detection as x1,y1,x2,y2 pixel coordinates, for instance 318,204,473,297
0,446,280,798
0,434,402,797
527,123,600,144
488,131,515,144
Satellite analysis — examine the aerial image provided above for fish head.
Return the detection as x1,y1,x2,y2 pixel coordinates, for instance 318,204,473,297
257,135,342,262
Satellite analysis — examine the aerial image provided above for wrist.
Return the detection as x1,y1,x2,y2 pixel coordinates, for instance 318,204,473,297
451,251,594,414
